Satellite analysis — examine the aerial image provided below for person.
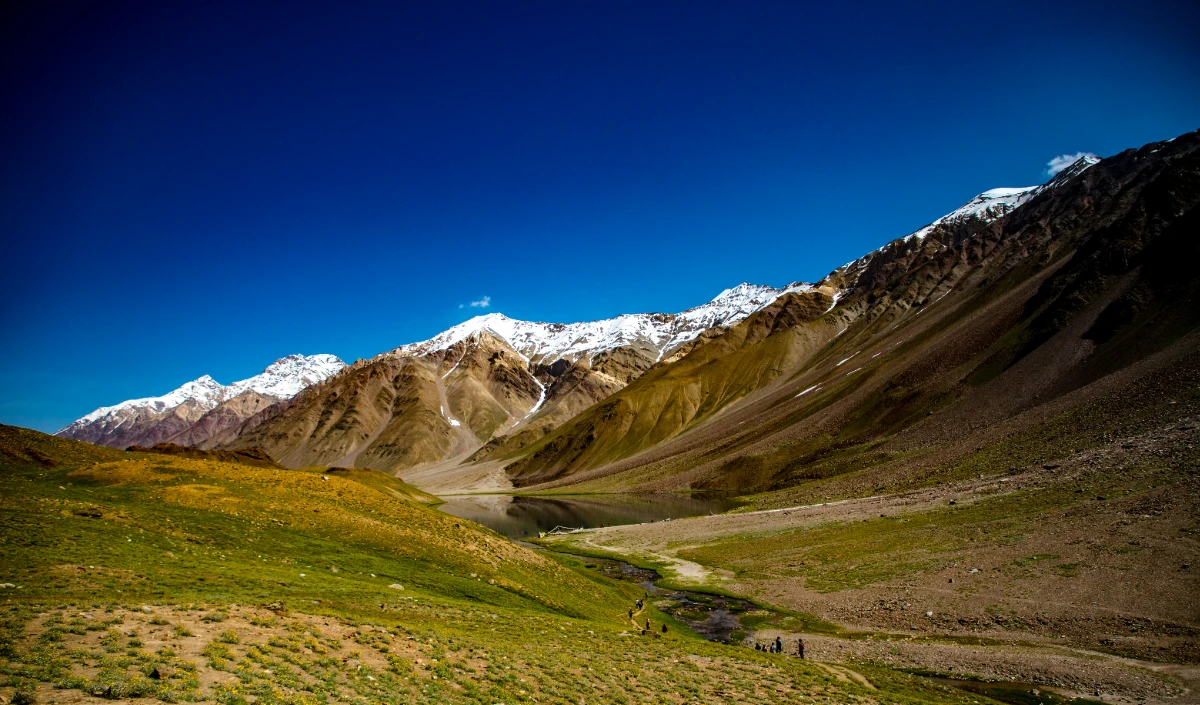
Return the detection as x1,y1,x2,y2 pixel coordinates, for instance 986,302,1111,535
775,636,783,654
798,638,805,659
755,643,761,651
661,624,667,633
628,609,633,619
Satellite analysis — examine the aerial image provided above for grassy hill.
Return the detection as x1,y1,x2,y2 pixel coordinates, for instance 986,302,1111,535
0,425,973,705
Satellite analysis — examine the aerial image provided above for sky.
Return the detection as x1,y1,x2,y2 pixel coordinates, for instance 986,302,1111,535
2,0,1198,433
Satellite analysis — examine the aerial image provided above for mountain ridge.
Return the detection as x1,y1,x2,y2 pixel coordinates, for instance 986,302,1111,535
56,353,346,448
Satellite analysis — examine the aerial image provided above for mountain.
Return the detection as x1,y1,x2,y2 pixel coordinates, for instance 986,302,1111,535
499,133,1199,493
58,132,1198,502
215,284,825,473
211,168,1080,478
56,354,345,449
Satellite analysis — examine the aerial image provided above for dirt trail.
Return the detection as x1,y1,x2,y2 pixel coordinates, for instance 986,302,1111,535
813,662,876,690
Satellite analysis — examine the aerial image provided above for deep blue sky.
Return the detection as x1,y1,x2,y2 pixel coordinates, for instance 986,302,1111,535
2,0,1198,433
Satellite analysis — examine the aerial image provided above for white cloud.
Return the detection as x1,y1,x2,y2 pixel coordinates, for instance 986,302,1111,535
469,296,491,308
1046,152,1098,177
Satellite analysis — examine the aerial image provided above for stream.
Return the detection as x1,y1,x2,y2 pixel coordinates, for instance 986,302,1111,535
442,494,1109,705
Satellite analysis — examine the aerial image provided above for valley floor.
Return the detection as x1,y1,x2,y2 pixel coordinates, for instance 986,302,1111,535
540,416,1200,705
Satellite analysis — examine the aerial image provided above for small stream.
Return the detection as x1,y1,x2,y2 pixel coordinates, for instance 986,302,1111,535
578,555,776,645
444,493,1109,705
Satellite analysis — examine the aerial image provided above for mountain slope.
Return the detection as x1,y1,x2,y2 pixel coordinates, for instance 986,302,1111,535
56,354,345,449
503,131,1199,494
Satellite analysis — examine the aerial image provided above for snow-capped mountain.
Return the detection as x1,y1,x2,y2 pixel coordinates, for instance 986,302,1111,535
833,155,1102,289
224,354,346,399
56,354,345,448
393,282,815,365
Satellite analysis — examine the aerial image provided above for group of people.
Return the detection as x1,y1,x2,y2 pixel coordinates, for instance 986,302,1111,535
630,597,667,635
629,595,806,658
755,636,805,658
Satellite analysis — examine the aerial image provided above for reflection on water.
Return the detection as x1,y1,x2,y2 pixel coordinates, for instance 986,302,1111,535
437,493,742,539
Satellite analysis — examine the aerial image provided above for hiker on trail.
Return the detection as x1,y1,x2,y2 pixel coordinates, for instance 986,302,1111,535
646,619,650,630
775,636,783,653
797,638,805,659
661,624,667,633
755,643,761,651
628,609,633,619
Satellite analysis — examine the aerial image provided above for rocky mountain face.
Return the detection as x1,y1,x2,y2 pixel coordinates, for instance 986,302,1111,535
501,131,1200,492
56,354,345,449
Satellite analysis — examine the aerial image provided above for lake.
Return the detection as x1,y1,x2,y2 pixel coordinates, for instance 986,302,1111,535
437,493,743,539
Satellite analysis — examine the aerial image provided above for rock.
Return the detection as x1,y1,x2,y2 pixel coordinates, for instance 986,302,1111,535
329,566,338,573
969,568,979,574
926,611,934,617
948,499,957,505
389,584,404,590
150,666,175,680
141,605,153,613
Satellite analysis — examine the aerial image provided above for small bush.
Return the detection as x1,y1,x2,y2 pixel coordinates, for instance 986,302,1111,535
201,611,229,623
149,616,170,626
218,630,239,644
11,688,35,705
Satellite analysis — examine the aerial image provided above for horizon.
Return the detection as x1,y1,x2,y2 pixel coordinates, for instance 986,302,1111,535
3,0,1199,433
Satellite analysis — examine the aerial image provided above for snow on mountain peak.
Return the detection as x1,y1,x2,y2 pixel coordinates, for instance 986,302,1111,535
393,282,815,366
229,353,346,399
59,354,346,434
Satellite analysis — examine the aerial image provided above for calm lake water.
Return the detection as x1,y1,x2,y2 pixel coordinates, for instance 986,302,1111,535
437,493,743,539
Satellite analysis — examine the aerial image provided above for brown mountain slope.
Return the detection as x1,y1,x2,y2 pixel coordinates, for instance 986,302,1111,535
218,331,648,472
214,323,718,473
502,289,838,485
222,356,458,469
503,130,1200,493
163,390,279,448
